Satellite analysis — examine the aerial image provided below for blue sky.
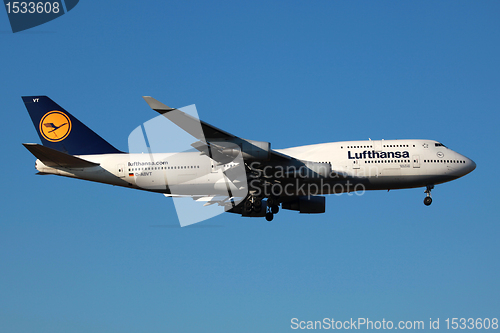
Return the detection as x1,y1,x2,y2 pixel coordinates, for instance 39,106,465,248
1,1,499,332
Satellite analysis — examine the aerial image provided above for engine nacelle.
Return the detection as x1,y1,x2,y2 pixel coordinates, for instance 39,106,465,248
241,139,271,161
282,196,326,214
218,139,271,162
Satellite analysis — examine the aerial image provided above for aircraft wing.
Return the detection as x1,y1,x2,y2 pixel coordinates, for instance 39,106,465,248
142,96,235,140
142,96,292,163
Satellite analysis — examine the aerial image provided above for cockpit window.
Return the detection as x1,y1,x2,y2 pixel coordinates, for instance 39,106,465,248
435,143,447,148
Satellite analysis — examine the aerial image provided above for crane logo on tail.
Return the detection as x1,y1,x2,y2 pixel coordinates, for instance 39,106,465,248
39,111,72,142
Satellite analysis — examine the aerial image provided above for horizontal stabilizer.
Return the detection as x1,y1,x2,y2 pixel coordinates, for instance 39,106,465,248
23,143,100,169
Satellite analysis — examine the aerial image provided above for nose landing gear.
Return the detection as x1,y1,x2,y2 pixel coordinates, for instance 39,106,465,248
424,185,434,206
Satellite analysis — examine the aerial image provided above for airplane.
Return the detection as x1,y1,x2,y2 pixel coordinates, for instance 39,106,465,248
22,96,476,224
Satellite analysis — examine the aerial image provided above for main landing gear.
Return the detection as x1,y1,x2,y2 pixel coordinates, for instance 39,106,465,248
424,185,434,206
242,195,280,221
265,196,280,221
243,196,262,214
265,205,279,221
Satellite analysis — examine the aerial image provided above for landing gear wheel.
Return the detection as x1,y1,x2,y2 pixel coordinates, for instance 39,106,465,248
254,198,262,206
270,205,279,214
243,204,252,215
252,202,262,213
265,212,274,221
267,197,276,207
423,185,434,206
242,199,252,215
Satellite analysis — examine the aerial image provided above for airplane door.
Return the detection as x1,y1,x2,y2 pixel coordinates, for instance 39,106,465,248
373,140,383,152
117,164,125,177
413,155,420,168
211,159,219,173
352,160,360,169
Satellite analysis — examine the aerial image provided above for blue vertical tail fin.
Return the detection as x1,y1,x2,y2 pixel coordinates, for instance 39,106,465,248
22,96,122,155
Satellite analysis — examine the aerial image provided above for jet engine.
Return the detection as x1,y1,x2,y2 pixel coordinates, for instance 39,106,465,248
282,196,326,213
217,139,271,161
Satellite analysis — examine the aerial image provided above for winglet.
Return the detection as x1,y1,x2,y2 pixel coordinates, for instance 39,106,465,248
142,96,175,114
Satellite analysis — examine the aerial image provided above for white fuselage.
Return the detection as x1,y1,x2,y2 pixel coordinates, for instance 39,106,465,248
34,139,476,195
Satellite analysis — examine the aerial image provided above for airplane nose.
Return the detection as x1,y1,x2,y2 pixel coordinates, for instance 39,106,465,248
464,158,476,175
469,159,476,172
